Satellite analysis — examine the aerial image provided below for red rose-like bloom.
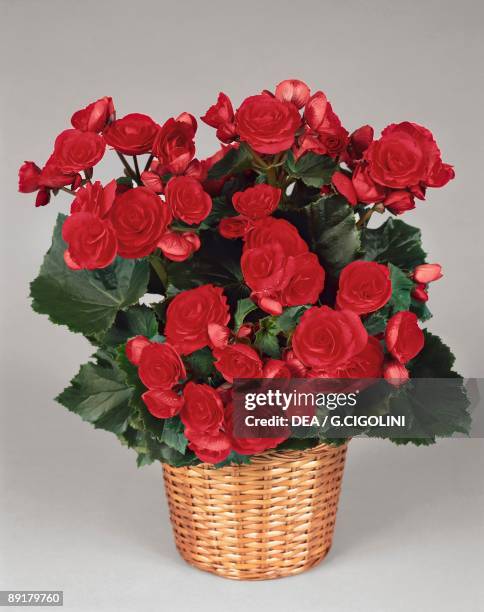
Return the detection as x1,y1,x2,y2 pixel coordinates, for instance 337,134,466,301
332,172,357,206
158,230,200,262
245,217,308,256
126,335,152,366
103,113,158,155
241,242,291,294
352,164,386,204
318,126,349,158
70,180,116,218
219,215,254,239
165,176,212,225
71,96,114,133
181,382,225,434
152,116,196,175
365,122,453,190
109,187,171,258
201,92,236,143
165,284,230,355
232,184,281,219
38,155,76,189
214,344,263,383
52,129,105,173
142,389,184,419
138,342,186,390
236,94,301,154
18,161,41,193
187,430,232,464
225,403,286,455
321,336,384,378
413,264,443,284
263,359,292,378
304,91,328,132
275,79,310,109
62,212,117,270
385,311,424,364
336,261,392,315
281,252,325,306
292,306,368,370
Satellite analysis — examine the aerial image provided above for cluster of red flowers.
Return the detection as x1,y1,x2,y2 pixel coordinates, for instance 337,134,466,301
121,258,442,463
19,79,452,463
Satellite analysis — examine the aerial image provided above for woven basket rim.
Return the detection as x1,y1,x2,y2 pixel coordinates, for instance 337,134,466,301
164,441,348,470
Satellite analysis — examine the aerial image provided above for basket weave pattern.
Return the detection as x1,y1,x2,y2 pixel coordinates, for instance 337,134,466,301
163,443,348,580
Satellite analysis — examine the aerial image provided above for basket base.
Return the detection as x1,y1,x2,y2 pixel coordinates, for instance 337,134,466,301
175,542,333,581
163,443,348,581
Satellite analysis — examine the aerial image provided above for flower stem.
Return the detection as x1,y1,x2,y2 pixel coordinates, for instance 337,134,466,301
59,187,76,196
133,155,141,180
149,254,168,288
116,151,141,185
143,154,154,173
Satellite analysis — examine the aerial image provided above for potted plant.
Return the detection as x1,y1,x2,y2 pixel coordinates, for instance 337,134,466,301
18,79,469,580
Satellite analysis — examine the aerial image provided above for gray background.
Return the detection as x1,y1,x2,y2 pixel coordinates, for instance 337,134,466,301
1,1,483,610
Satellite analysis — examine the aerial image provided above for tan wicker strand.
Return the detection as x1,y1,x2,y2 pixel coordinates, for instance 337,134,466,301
162,443,348,580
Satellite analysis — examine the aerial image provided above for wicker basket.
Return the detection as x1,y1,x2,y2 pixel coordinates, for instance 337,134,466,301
162,442,348,580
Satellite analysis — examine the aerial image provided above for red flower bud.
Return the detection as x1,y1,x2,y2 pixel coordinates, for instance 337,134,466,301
413,263,443,284
275,79,310,109
142,389,184,419
219,215,254,239
385,311,424,364
383,190,415,215
158,230,200,262
348,125,374,160
207,323,230,349
126,335,152,365
411,283,429,302
332,171,357,206
35,188,51,207
304,91,328,132
71,96,114,133
18,161,41,193
141,171,163,193
383,359,409,386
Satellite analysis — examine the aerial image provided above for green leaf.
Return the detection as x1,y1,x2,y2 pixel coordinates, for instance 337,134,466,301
408,330,457,378
285,195,360,278
31,214,150,335
367,332,470,443
116,176,133,188
234,297,257,331
361,218,427,271
160,417,187,454
285,151,337,188
184,347,215,380
362,265,414,335
275,305,309,333
56,349,133,435
388,263,414,313
363,307,390,335
202,196,238,227
254,318,281,359
410,298,433,322
100,305,159,346
167,230,243,290
207,143,253,180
